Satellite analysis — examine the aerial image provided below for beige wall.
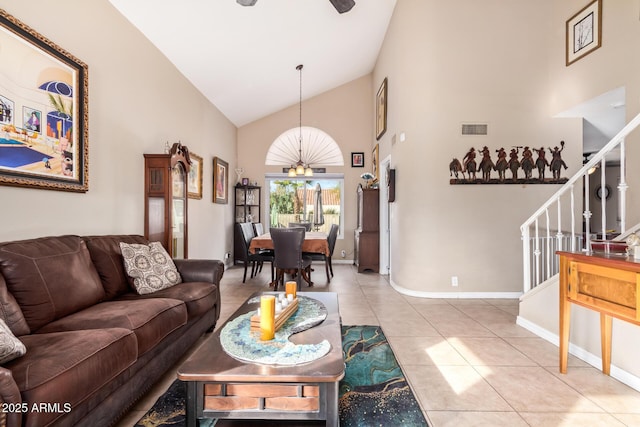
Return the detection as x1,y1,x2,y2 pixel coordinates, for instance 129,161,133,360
548,0,640,223
374,0,583,295
0,1,237,261
519,0,640,384
237,75,373,259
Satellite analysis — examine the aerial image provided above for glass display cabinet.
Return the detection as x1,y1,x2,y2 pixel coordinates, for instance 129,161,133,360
234,185,261,223
233,184,261,264
144,143,191,258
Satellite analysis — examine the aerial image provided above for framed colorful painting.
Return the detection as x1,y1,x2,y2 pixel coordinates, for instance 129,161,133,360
187,151,202,199
351,152,364,167
213,157,228,204
0,9,89,192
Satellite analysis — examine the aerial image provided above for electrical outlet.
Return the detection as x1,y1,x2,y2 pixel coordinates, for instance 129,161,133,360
451,276,459,287
341,250,346,258
224,252,231,260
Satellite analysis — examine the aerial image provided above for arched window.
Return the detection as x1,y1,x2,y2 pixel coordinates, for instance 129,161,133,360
264,127,344,238
265,126,344,168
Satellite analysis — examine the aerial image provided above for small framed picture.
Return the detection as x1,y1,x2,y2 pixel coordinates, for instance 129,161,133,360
242,177,249,186
351,152,364,167
372,144,380,182
376,77,388,140
213,157,228,204
566,0,602,66
187,151,203,199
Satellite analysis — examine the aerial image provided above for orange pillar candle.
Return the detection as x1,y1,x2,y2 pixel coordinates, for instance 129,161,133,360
260,295,276,341
285,281,297,299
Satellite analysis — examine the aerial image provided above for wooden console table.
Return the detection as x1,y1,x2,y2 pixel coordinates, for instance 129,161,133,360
557,251,640,375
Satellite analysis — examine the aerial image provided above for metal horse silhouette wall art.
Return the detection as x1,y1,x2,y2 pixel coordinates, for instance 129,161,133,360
450,141,569,185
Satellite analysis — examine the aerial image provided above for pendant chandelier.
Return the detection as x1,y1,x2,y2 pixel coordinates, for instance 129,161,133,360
288,64,313,177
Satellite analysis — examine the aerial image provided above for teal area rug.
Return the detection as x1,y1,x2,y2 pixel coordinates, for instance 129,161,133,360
135,325,428,427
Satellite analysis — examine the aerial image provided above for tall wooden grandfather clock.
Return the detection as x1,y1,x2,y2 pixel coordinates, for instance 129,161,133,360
144,142,191,258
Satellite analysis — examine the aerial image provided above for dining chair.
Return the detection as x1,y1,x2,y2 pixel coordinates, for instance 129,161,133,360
288,222,312,231
270,227,313,290
252,222,274,259
236,222,274,283
253,222,265,236
304,223,339,282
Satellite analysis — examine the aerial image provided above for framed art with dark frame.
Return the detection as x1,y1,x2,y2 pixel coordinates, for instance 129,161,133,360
566,0,602,66
213,157,228,204
0,8,89,192
376,77,387,140
351,152,364,167
187,151,203,199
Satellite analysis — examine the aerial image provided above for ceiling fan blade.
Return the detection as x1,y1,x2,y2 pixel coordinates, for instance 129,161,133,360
329,0,355,14
236,0,355,13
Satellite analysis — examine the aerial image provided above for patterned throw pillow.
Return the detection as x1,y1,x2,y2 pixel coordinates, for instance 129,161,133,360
0,318,26,364
119,242,182,295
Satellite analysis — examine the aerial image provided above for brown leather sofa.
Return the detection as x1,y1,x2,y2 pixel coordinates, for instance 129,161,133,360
0,235,223,427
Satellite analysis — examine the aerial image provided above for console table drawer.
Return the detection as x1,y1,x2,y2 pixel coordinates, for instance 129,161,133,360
568,260,640,321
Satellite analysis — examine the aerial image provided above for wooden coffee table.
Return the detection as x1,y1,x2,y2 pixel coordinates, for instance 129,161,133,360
177,292,344,426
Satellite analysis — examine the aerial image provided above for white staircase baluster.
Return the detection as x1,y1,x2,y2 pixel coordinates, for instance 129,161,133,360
520,112,640,291
533,218,540,286
545,209,551,281
619,139,627,233
571,185,576,252
522,225,531,292
556,198,564,252
584,174,592,250
600,157,607,240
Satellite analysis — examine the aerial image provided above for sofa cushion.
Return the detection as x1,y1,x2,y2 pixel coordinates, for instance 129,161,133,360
0,236,105,331
117,281,217,319
36,298,187,356
0,274,29,336
6,328,136,427
120,242,182,294
84,235,149,299
0,319,26,364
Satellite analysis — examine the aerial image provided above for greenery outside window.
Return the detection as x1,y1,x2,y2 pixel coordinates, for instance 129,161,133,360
265,173,344,238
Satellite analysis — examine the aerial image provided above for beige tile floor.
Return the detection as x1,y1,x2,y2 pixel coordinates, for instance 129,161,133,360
117,263,640,426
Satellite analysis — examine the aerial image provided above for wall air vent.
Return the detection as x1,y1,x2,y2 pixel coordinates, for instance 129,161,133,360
461,123,488,136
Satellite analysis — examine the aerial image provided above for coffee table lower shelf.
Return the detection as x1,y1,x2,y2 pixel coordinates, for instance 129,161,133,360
186,380,338,424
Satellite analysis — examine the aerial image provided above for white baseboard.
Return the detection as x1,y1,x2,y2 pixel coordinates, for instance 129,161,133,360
389,278,522,299
516,316,640,392
332,259,354,264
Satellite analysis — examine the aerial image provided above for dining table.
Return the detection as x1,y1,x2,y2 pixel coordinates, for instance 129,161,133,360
249,231,330,256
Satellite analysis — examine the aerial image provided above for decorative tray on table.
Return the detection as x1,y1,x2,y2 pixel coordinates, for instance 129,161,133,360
249,297,298,332
219,295,330,365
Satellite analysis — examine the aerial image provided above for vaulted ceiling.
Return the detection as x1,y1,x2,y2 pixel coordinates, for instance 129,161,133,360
109,0,397,126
